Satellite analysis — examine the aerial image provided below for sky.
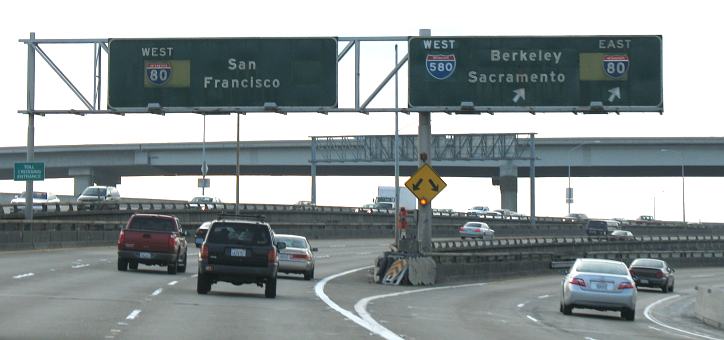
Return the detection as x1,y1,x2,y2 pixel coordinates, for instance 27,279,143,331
1,0,724,222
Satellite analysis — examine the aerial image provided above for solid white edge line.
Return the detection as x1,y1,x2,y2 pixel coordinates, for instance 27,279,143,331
126,309,141,320
314,266,395,337
12,273,35,279
644,294,722,340
151,288,163,296
353,282,488,340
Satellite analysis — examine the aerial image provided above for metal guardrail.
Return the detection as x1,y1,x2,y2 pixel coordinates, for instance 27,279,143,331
432,235,724,251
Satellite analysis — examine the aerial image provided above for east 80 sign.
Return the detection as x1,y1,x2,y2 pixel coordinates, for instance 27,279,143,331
409,36,662,112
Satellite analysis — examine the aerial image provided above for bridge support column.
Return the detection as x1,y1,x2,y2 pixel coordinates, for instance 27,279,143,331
70,168,95,196
494,162,518,212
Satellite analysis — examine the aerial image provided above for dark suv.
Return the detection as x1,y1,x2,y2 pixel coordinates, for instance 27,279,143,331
197,217,285,298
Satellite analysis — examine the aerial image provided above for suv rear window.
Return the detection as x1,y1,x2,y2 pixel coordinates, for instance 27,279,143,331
587,220,606,228
128,216,176,232
208,222,270,246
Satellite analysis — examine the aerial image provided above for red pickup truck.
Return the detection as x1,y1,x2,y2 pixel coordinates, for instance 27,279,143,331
117,213,188,274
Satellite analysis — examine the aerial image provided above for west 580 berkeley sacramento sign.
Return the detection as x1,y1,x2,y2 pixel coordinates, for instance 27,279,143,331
408,36,662,112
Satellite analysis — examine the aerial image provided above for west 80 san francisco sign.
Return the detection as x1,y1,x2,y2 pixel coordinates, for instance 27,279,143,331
408,36,662,112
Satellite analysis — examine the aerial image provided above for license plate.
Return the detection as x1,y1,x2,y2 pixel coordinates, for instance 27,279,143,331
230,248,246,257
279,254,291,261
139,252,151,259
640,279,648,284
593,281,610,290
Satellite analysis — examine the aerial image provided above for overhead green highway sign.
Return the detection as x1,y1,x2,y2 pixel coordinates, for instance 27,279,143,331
14,162,45,181
108,38,338,111
408,36,662,113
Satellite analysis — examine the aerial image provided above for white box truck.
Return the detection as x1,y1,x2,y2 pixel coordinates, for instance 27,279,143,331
374,186,416,210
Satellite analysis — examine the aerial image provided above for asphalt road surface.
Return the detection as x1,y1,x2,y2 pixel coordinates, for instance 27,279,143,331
1,239,723,340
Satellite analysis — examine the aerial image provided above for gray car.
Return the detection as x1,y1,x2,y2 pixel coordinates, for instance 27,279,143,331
458,221,495,240
629,258,675,293
560,258,637,321
275,234,317,280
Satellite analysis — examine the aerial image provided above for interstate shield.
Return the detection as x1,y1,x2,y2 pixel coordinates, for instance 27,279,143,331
145,62,172,86
426,54,456,80
602,55,629,79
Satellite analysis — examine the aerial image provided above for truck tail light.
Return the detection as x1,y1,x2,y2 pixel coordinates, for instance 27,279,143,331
267,248,277,264
200,244,208,260
168,235,176,250
117,230,125,250
570,277,586,287
618,281,635,289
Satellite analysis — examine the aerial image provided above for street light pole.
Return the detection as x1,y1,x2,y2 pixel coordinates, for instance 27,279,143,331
566,140,600,215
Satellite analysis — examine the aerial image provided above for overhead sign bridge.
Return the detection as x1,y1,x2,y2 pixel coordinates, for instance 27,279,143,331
19,33,662,115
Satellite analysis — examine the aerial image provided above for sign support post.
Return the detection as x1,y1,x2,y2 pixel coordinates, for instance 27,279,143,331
25,32,36,221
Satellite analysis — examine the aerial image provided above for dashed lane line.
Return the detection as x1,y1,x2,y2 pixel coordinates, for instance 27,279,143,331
12,273,35,279
126,309,142,320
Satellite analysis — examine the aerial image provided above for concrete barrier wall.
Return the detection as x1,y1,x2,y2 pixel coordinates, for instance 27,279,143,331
433,250,724,285
695,286,724,330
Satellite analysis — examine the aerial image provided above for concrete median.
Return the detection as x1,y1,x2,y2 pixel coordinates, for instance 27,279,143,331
695,286,724,330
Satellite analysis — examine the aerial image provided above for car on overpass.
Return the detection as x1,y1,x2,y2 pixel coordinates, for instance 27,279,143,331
77,185,121,210
609,230,634,241
560,258,637,321
10,191,60,210
466,206,491,216
188,196,222,211
458,221,495,240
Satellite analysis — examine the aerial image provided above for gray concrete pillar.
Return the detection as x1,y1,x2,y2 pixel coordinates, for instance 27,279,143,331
497,162,518,212
69,168,94,197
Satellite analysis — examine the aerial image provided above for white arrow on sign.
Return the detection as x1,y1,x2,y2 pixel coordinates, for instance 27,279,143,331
608,87,621,102
513,88,526,103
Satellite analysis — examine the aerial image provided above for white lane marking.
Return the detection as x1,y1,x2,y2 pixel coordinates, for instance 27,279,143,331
644,294,722,340
316,255,332,259
72,264,90,269
126,309,141,320
168,281,178,286
314,267,394,338
354,282,488,340
192,274,198,278
110,329,121,333
12,273,35,279
537,294,550,299
584,337,599,340
104,336,114,339
117,322,128,326
517,303,526,308
526,315,539,323
151,288,163,296
691,274,715,279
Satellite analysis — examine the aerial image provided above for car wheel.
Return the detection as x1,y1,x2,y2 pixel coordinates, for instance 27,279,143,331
167,261,177,275
669,284,674,292
128,261,138,270
561,302,573,315
621,308,635,321
197,274,211,294
661,281,669,293
117,258,128,271
178,253,187,273
265,275,277,298
304,269,314,281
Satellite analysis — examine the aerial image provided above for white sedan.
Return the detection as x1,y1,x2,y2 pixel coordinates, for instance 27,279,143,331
10,192,60,210
458,221,495,240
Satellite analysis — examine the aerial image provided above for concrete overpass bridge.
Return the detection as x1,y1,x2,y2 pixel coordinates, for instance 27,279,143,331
2,135,723,211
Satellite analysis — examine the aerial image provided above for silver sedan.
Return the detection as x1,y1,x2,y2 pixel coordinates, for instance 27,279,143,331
458,221,495,240
275,234,317,280
560,258,637,321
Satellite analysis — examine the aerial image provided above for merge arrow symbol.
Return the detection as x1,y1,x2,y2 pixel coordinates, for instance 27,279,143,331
513,88,526,103
412,178,423,191
428,179,440,192
608,87,621,102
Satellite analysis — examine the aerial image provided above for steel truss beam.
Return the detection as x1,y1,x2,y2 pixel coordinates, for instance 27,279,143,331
311,133,536,163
